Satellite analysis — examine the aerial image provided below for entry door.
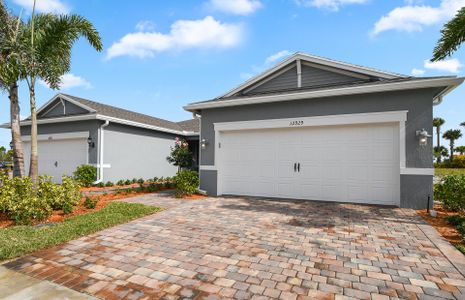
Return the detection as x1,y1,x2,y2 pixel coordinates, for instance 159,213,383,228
219,123,400,206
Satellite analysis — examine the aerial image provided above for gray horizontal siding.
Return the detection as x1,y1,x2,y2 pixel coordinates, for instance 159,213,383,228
39,100,89,118
246,66,297,94
301,64,362,88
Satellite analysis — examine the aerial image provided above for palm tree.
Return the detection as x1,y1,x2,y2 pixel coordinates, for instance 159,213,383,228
456,145,465,155
434,146,449,163
0,0,25,177
433,117,446,162
461,121,465,127
443,129,462,162
20,0,102,183
432,6,465,61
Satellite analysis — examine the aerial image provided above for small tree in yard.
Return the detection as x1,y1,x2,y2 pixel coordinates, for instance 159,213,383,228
166,137,193,171
456,146,465,155
443,129,462,162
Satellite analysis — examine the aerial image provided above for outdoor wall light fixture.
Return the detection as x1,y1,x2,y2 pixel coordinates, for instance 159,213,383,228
9,141,13,150
416,129,432,146
201,138,208,149
87,137,95,148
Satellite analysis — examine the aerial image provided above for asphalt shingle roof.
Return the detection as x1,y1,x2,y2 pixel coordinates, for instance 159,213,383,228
61,94,198,133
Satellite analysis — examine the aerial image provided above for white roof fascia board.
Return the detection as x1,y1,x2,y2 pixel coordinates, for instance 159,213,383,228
185,77,464,111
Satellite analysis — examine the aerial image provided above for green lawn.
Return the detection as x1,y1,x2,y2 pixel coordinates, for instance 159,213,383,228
435,168,465,177
0,202,161,261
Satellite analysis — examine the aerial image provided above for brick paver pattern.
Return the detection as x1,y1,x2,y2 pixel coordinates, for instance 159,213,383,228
3,195,465,299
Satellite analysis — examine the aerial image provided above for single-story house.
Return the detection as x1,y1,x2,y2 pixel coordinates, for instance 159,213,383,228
184,52,464,209
2,93,199,183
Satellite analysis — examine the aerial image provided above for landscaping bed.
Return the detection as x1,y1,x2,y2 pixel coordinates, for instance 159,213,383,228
418,203,465,255
0,202,161,261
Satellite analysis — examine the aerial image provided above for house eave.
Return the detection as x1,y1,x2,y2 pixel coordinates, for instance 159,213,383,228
184,77,464,112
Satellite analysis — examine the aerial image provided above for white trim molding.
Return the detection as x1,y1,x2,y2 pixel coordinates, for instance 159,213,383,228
199,165,217,171
400,168,434,176
22,131,89,142
184,77,464,112
91,164,112,168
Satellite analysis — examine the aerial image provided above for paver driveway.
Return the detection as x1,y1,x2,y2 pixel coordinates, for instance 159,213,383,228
3,194,465,300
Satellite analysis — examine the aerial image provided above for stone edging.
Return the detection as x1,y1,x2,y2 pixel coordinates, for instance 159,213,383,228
417,223,465,277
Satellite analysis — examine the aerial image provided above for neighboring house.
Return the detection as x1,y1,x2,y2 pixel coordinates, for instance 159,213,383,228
1,94,199,183
185,52,464,209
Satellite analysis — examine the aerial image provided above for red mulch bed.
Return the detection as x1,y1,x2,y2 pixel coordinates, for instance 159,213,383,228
417,203,464,246
0,189,207,229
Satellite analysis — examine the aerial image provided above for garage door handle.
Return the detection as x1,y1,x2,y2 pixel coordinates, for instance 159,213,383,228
294,163,297,172
297,163,300,172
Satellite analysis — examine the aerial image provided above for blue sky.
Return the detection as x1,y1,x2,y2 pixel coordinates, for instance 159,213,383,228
1,0,465,149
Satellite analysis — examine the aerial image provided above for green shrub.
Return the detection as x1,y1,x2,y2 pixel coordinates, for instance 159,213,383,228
438,156,465,168
131,178,138,184
96,182,105,188
116,180,125,186
60,176,81,214
456,244,465,255
175,170,199,198
84,197,98,209
105,181,114,187
152,177,158,183
73,165,96,187
435,175,465,212
124,179,131,185
137,178,144,184
447,215,465,226
0,175,52,224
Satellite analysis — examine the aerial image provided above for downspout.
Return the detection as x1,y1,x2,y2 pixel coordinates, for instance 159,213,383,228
94,120,109,184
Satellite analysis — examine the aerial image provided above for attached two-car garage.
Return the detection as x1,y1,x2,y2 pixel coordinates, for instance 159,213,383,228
218,121,400,206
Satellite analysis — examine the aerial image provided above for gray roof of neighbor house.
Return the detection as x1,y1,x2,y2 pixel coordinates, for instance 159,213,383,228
63,94,198,132
10,94,199,135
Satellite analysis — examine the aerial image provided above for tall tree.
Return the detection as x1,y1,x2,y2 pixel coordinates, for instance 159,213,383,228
443,129,462,162
433,117,446,162
432,6,465,61
456,145,465,155
0,0,25,177
461,121,465,127
434,146,449,163
20,1,102,183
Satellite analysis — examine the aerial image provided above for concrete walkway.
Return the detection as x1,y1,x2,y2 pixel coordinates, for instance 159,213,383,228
0,265,97,300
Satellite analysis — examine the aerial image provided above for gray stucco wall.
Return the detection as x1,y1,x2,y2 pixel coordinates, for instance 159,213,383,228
21,120,101,165
102,123,178,182
198,87,438,209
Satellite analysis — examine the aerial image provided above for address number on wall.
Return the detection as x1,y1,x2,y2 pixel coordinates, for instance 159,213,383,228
289,120,304,126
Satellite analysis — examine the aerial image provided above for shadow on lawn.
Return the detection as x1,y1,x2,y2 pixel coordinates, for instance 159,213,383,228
218,196,425,228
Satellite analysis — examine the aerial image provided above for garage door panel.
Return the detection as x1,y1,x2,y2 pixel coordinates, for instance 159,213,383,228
219,123,400,206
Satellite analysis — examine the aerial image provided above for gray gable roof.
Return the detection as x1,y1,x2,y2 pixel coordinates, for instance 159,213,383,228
25,93,199,134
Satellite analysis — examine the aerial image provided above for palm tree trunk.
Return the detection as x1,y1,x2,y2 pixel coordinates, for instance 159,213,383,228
9,83,25,177
436,126,441,163
28,86,38,184
450,142,455,162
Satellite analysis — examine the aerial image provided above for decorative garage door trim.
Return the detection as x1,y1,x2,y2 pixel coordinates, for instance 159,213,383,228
22,131,90,142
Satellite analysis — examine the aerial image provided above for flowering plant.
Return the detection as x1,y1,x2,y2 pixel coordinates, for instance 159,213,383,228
166,137,193,170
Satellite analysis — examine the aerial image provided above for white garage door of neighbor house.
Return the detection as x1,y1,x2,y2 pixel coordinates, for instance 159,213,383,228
23,138,88,183
219,123,400,206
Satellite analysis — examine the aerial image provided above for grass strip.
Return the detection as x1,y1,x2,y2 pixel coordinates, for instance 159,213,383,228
0,201,161,261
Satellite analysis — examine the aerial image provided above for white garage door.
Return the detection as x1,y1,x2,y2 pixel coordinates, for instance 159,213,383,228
23,137,88,183
218,123,400,206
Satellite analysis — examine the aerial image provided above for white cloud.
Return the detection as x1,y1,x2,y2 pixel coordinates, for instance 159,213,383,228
106,16,243,60
135,21,156,32
265,50,292,65
411,68,425,76
208,0,263,15
13,0,69,14
295,0,368,11
240,50,292,80
39,74,92,90
424,58,462,73
372,0,465,35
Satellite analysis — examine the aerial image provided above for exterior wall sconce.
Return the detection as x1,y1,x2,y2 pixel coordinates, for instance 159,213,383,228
416,129,432,146
87,137,95,148
9,141,13,150
201,138,208,149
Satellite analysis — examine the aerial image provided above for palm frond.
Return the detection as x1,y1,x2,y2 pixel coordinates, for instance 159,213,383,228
432,6,465,61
